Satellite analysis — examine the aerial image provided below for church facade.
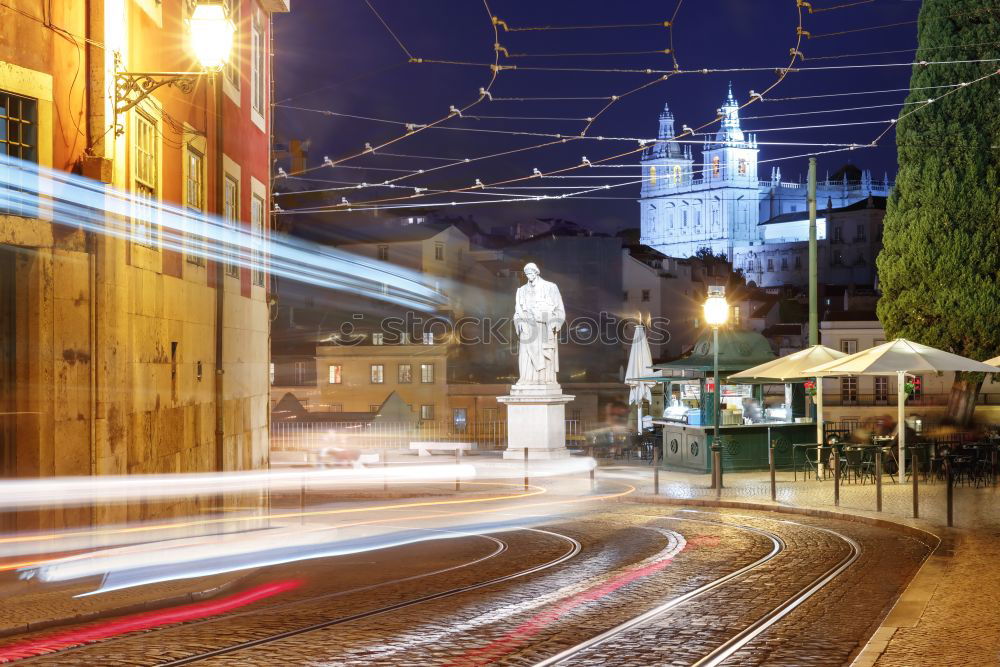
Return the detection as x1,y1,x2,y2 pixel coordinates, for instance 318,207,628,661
638,86,893,273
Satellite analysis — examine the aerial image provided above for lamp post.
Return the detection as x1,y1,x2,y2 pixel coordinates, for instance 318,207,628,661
704,286,729,490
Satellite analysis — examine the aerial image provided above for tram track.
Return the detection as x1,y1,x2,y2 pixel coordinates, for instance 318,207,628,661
533,510,862,667
150,527,581,666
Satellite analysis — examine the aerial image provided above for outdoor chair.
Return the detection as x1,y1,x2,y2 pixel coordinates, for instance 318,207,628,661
843,447,873,485
796,446,824,482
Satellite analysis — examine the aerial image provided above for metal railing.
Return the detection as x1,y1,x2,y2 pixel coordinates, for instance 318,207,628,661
270,419,594,453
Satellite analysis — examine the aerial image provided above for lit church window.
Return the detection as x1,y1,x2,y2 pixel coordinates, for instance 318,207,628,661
738,158,747,175
712,156,720,176
672,165,681,183
649,166,657,185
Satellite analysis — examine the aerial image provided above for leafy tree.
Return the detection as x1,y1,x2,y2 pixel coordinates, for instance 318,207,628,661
876,1,1000,424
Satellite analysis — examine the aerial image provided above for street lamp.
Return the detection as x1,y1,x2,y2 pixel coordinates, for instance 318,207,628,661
704,286,729,491
113,1,235,123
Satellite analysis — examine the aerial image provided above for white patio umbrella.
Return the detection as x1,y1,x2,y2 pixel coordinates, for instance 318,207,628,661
805,339,999,482
985,355,1000,367
729,345,848,449
625,325,656,434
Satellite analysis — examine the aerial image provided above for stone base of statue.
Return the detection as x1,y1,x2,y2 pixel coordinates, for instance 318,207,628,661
498,384,575,460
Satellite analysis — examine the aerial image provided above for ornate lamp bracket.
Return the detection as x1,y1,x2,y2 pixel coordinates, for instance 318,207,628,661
112,52,207,134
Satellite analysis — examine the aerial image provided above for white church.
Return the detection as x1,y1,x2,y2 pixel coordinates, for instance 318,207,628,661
638,85,893,263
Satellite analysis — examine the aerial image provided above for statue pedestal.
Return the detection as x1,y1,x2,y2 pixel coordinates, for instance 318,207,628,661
498,384,575,460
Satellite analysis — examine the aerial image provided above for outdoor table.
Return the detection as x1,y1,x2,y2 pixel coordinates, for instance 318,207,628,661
792,442,823,481
855,443,898,482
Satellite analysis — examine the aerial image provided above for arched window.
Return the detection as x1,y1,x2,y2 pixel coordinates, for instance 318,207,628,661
672,165,681,184
649,166,657,185
712,156,720,176
738,158,747,175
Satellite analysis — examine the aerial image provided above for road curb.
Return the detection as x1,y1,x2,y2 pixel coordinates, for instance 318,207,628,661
0,570,258,640
618,493,945,667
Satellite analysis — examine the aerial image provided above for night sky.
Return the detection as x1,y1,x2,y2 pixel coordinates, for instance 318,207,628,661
273,1,923,233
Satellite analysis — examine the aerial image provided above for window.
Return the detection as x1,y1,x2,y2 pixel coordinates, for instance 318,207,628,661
328,365,342,384
833,250,844,266
423,332,434,345
372,332,384,345
370,404,381,414
185,147,205,265
712,156,720,176
269,362,274,385
569,408,582,421
840,339,858,354
250,6,265,119
841,376,858,404
484,407,498,422
874,376,888,404
420,404,435,420
855,224,866,242
329,404,343,412
293,361,305,385
453,408,468,432
767,258,774,272
251,194,265,286
185,148,204,211
733,305,740,323
434,243,444,261
420,363,434,383
832,226,843,243
0,90,38,217
738,158,747,175
781,257,788,270
133,111,159,248
370,364,384,384
641,289,650,302
672,165,681,184
223,0,240,90
377,245,389,261
910,375,923,400
224,174,240,277
648,165,657,185
398,363,412,383
794,255,802,270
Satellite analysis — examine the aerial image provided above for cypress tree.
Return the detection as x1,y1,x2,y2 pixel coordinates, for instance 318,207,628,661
876,2,1000,424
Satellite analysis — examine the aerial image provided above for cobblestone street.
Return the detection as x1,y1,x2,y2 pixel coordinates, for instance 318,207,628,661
0,490,931,666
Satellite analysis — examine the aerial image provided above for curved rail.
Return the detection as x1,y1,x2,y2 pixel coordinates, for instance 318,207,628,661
535,511,861,667
156,527,581,666
533,516,785,666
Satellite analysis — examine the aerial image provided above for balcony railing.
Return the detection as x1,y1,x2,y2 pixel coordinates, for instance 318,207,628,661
822,393,1000,407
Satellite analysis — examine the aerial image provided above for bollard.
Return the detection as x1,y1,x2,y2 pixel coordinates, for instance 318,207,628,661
769,440,776,502
833,445,841,508
946,453,954,527
300,477,306,525
456,448,462,492
524,447,529,492
912,448,919,519
654,445,660,496
713,447,722,499
875,449,883,512
587,445,596,490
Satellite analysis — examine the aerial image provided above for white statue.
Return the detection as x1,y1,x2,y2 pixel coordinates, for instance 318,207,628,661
514,262,565,386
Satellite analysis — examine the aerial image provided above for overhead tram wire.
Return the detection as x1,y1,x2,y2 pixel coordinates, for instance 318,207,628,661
276,2,813,213
278,143,871,216
310,0,503,172
281,0,805,212
493,18,673,32
279,0,689,188
363,0,413,59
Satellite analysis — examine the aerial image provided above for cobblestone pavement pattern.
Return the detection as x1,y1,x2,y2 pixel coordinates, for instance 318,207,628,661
6,501,930,666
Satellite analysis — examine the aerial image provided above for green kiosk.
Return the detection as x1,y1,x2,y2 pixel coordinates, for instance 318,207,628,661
650,330,816,473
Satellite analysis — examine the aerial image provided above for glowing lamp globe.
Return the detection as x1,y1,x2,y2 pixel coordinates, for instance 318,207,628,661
189,3,235,70
703,286,729,328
